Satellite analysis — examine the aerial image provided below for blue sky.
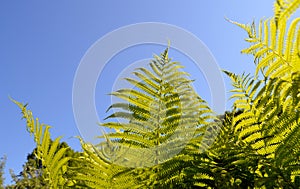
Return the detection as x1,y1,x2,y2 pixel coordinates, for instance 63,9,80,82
0,0,274,185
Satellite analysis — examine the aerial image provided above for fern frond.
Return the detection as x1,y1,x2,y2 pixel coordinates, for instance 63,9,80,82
12,99,71,188
73,140,140,188
231,2,300,80
100,47,213,168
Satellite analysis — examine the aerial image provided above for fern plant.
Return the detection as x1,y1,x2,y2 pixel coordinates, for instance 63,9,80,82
8,0,300,188
100,47,211,166
12,100,74,188
75,47,214,188
224,0,300,187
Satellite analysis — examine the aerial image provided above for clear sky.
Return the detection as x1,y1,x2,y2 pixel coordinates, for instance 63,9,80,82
0,0,275,185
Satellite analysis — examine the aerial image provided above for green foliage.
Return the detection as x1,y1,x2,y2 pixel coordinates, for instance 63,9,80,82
229,0,300,79
8,149,45,188
74,47,214,188
222,0,300,187
73,140,140,188
11,100,74,188
3,0,300,188
0,156,6,189
7,142,83,189
101,47,212,165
